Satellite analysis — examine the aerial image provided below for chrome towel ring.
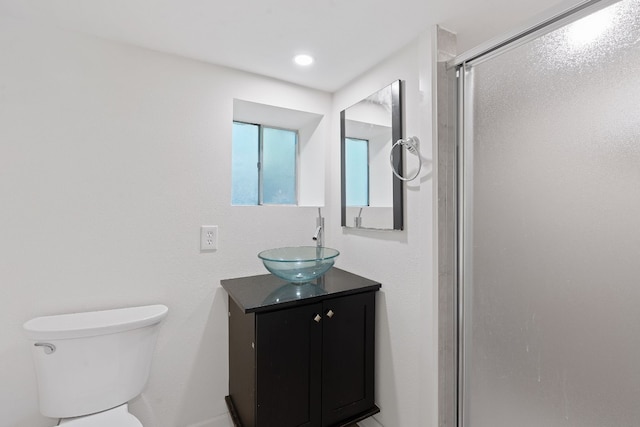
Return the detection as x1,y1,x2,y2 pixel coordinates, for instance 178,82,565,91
390,136,422,181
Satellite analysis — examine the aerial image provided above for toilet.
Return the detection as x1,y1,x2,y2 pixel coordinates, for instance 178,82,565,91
23,304,168,426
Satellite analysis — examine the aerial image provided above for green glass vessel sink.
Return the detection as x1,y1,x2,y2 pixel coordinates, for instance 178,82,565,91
258,246,340,284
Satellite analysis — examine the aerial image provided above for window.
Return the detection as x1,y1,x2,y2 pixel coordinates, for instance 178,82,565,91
232,98,325,207
232,121,298,205
232,122,260,205
344,137,369,206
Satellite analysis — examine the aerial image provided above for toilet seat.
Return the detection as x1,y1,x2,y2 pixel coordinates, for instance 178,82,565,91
58,404,142,427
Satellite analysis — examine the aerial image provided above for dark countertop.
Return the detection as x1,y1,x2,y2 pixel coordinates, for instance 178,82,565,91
221,268,381,314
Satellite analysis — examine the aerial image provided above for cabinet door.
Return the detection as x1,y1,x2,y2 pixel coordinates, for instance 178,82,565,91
321,292,376,426
256,302,323,427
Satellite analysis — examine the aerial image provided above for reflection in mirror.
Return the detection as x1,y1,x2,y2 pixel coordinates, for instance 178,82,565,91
345,137,369,206
341,80,403,230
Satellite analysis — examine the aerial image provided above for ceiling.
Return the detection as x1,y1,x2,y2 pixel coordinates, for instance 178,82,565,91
0,0,581,92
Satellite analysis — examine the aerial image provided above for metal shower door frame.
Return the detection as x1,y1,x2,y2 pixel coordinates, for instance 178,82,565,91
438,0,623,426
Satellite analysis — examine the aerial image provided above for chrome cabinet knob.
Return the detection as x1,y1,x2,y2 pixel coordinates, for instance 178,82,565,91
326,310,334,318
314,314,322,323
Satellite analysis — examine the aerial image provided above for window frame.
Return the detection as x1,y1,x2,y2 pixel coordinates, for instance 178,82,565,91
232,120,299,206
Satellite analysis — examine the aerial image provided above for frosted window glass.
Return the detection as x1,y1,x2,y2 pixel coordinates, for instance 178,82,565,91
232,123,297,205
345,138,369,206
262,127,297,205
462,1,640,426
232,122,259,205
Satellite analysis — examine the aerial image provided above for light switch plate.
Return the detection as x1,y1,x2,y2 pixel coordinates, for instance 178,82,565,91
200,225,218,251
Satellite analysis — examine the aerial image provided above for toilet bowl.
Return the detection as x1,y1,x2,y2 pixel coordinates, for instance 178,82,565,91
58,404,141,426
24,304,168,426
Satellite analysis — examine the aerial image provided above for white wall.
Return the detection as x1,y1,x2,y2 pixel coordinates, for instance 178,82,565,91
329,32,438,427
0,10,443,427
0,15,331,427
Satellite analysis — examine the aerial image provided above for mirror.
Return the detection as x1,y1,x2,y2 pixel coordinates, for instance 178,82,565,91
341,80,403,230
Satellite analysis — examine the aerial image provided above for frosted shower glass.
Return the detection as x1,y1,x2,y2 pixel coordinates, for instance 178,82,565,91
462,1,640,426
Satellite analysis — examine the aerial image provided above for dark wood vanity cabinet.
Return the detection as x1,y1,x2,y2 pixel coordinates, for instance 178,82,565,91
222,268,380,427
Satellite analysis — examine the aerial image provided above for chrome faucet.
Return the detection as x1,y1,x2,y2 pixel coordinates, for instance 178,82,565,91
312,208,324,248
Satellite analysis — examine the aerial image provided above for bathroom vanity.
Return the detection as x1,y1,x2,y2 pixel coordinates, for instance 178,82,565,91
221,268,381,427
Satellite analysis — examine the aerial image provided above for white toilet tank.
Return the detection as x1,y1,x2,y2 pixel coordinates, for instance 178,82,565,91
24,304,168,419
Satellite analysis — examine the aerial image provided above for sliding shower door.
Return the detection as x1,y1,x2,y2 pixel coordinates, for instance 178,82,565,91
460,1,640,426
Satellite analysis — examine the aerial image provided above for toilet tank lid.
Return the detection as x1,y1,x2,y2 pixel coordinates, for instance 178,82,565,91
23,304,168,340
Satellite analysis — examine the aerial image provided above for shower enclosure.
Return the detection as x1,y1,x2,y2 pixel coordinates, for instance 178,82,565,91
440,0,640,425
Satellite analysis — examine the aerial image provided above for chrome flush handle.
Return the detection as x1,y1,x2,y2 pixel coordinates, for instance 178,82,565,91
34,342,56,354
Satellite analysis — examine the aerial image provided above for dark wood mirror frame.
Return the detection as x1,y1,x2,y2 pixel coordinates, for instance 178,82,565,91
340,79,403,230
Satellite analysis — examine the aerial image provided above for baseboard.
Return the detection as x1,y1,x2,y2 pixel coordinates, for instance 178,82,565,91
358,416,384,427
185,413,233,427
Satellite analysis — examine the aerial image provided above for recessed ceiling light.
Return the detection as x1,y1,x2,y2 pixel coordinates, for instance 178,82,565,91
293,54,314,66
